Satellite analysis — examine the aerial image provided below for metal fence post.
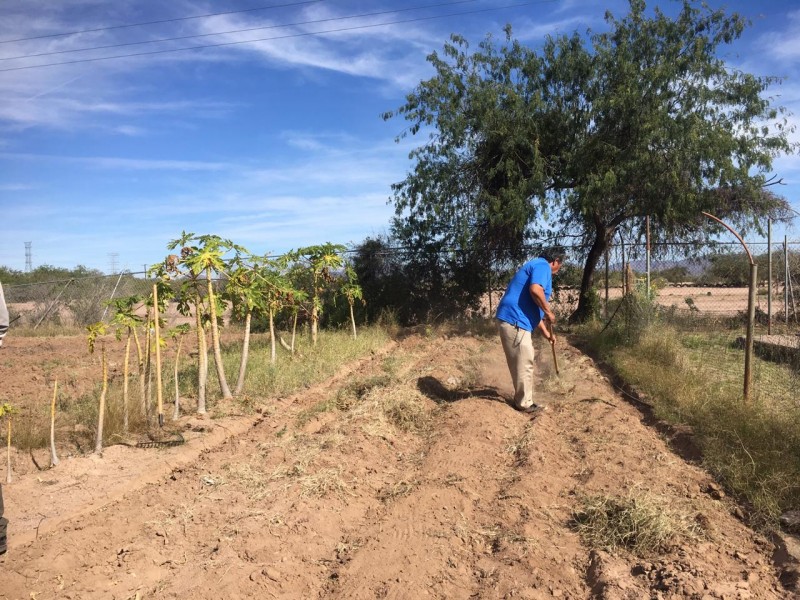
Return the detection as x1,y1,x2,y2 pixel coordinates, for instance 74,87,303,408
702,212,756,403
767,218,772,335
744,263,757,402
786,236,790,327
646,216,651,299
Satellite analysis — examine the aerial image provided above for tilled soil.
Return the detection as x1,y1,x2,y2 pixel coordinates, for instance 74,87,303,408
0,330,794,599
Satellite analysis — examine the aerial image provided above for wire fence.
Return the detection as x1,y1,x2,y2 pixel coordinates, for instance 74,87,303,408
3,238,799,406
568,239,800,410
4,271,168,330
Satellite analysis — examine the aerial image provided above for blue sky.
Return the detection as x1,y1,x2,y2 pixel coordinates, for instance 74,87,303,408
1,0,799,273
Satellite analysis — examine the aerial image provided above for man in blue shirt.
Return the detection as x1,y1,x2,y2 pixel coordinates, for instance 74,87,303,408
496,248,564,413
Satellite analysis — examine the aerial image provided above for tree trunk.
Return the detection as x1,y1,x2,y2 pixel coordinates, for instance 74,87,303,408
132,326,146,418
349,301,357,339
570,226,614,323
195,303,208,415
234,311,251,395
144,311,152,422
269,308,276,364
311,304,319,347
153,284,164,427
122,331,131,433
173,334,184,420
206,269,233,400
291,312,298,356
94,343,108,455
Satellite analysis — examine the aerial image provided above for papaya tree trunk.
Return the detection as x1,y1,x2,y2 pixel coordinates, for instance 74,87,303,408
311,304,319,347
132,326,146,418
195,302,208,415
291,312,298,356
94,343,108,455
122,330,131,432
173,334,184,420
269,307,276,364
349,301,357,339
144,311,152,422
206,268,233,399
234,311,251,395
153,284,164,427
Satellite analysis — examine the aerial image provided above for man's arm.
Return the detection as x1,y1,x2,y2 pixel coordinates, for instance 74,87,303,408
529,283,556,324
536,319,556,344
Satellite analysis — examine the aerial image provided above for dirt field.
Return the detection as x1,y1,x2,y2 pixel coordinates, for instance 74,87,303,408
0,330,798,599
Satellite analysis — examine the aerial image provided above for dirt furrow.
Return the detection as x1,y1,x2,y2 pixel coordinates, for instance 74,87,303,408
0,330,793,600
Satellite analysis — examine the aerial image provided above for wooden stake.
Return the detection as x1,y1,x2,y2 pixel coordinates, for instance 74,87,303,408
50,380,59,467
6,417,11,484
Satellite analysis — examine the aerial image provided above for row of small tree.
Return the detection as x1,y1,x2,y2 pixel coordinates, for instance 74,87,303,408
81,233,363,454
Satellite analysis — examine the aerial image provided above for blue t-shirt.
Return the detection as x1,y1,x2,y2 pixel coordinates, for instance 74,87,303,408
496,257,553,332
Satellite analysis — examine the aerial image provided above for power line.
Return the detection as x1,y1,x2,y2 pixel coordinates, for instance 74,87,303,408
0,1,548,73
0,0,326,44
0,0,487,62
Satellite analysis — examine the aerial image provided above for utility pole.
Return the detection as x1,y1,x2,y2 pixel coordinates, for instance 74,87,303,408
25,242,32,272
108,252,119,274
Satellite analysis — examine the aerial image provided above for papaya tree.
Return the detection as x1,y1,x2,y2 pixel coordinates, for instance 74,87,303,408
287,243,346,347
86,322,109,455
266,262,298,364
164,249,210,414
170,233,247,400
167,324,191,420
107,295,143,432
224,257,264,393
149,279,172,427
340,264,364,339
282,285,308,357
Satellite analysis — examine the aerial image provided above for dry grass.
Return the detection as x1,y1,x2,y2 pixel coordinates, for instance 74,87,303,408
505,422,535,467
352,386,433,438
377,479,419,502
299,468,351,499
572,490,702,556
585,315,800,528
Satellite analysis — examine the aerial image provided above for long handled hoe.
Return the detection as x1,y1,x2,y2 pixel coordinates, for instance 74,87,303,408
548,322,560,375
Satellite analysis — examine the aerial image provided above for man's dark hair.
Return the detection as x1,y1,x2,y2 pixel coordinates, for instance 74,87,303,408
540,246,566,264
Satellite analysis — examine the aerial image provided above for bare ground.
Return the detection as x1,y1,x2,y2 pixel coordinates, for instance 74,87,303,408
0,329,796,599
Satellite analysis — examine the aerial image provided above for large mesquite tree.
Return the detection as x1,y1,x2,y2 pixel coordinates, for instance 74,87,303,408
385,0,795,321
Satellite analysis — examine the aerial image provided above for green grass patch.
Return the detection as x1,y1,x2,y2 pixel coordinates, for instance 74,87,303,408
583,319,800,528
13,325,390,454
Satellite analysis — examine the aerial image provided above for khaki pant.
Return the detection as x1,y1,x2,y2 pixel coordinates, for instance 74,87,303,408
497,320,536,409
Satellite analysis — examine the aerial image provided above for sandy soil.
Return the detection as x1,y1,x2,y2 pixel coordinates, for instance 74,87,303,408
0,330,797,599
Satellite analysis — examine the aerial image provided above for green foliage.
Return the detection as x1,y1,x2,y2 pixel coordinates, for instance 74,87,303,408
0,265,103,285
385,0,795,323
652,265,692,284
0,403,16,419
86,322,108,354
